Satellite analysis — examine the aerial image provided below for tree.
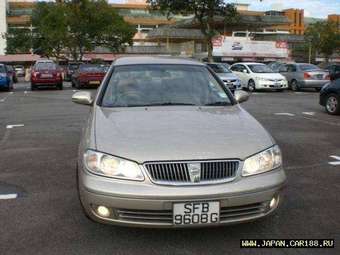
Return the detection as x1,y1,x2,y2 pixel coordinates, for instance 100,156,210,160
5,0,135,61
305,21,340,62
32,2,68,60
4,27,32,54
66,0,135,61
147,0,238,62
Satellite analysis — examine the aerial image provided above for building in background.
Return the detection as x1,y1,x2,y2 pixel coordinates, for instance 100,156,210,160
0,0,8,55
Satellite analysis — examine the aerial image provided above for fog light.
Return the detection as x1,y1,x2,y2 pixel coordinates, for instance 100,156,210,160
269,196,278,209
97,206,110,218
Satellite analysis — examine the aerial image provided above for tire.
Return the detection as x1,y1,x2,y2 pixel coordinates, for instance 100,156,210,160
325,94,340,115
31,83,36,91
290,80,300,91
57,83,63,90
247,80,256,92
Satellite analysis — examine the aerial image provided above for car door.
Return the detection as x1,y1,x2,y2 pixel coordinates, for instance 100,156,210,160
279,64,290,83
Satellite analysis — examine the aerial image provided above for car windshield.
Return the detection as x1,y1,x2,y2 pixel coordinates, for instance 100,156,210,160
299,64,321,71
248,64,275,73
0,65,6,73
207,63,231,73
35,63,57,70
79,65,103,73
69,64,80,70
102,65,231,107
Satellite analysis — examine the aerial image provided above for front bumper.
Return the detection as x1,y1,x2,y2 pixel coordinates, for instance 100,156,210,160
78,165,286,227
257,80,288,90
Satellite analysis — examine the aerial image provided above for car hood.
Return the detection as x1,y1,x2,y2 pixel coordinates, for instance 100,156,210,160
94,106,274,163
217,73,239,80
253,73,285,80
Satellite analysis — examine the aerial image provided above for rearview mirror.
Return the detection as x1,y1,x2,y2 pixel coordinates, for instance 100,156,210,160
234,90,249,104
72,91,93,105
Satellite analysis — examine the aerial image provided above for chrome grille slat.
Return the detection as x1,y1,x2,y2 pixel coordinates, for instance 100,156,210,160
145,160,239,185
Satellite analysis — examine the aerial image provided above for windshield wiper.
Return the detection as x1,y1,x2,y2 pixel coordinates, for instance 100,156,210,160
140,102,197,107
204,102,230,106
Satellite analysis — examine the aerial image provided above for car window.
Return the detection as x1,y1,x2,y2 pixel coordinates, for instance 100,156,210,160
248,64,274,73
35,63,57,70
102,65,232,107
299,64,320,71
79,65,103,72
287,65,297,72
0,65,6,73
207,63,231,73
278,65,288,72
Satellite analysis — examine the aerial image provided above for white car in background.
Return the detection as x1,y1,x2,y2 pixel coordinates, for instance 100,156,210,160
230,62,288,92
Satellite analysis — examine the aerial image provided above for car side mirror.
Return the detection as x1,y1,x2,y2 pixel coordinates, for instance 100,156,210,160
72,91,93,106
234,90,249,104
242,69,248,73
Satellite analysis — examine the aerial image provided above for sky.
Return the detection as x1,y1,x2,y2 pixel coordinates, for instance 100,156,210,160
110,0,340,19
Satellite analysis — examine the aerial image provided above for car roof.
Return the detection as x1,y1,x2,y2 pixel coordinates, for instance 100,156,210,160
113,56,204,66
232,62,266,66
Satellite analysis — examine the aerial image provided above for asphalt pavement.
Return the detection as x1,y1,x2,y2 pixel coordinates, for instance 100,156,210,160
0,81,339,255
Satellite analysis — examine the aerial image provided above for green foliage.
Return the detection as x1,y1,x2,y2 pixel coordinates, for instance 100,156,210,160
5,27,32,54
305,21,340,61
5,0,135,61
147,0,238,62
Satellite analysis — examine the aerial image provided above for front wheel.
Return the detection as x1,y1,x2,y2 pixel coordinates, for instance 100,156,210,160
247,80,256,92
291,80,300,91
325,94,340,115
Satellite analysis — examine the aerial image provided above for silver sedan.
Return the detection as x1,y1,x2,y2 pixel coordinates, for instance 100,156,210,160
72,56,286,228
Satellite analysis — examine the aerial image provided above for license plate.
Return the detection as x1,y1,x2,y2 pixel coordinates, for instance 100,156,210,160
41,74,52,78
89,81,100,85
173,201,220,225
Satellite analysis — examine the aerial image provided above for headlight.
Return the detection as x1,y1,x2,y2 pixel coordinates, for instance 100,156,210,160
84,150,144,181
242,145,282,176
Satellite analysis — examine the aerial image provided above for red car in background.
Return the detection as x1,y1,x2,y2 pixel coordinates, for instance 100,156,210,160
71,64,106,89
31,62,63,90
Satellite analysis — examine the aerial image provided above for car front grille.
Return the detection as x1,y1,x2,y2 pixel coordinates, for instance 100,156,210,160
113,202,269,225
144,160,239,185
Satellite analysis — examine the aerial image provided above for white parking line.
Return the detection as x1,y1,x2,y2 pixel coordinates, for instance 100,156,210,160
6,124,25,129
0,193,18,200
0,93,12,102
329,155,340,166
274,113,295,116
302,112,315,116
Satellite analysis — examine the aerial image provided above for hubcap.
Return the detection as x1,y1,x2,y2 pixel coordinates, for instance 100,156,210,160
326,97,338,113
248,82,255,92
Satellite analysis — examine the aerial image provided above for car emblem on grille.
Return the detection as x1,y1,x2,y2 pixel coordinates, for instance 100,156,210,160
188,163,201,183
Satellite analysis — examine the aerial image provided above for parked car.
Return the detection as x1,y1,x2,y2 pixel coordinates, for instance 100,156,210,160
206,62,241,92
230,62,288,91
267,61,287,72
319,78,340,115
72,56,286,227
14,65,25,77
71,64,106,89
279,63,330,91
0,64,14,91
30,62,63,90
65,62,82,81
322,63,340,81
6,65,18,83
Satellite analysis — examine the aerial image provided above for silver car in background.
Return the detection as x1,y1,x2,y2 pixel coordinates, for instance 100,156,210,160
72,56,286,228
206,62,241,92
279,63,330,91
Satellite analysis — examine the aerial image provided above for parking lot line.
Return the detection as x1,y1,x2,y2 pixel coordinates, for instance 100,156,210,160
274,113,295,116
0,93,12,102
0,194,18,200
6,124,25,129
329,155,340,166
302,112,315,116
